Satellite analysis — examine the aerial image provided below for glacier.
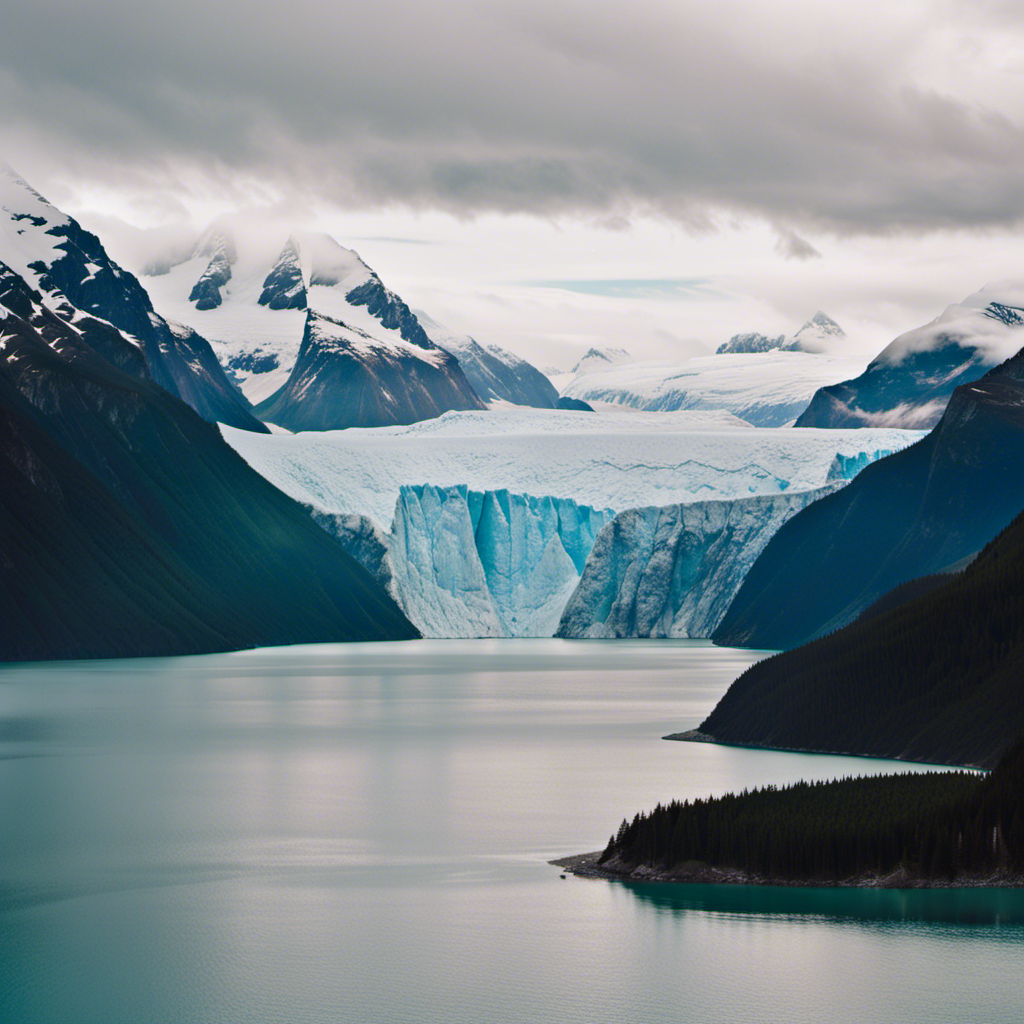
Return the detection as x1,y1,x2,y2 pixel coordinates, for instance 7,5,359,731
556,485,841,639
221,410,921,638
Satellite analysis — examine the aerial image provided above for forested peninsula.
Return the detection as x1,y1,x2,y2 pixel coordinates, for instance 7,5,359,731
555,740,1024,888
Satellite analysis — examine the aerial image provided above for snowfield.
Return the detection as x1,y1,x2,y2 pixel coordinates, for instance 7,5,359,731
560,350,870,426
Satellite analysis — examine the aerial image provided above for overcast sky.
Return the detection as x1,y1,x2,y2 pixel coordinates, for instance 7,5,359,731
4,0,1024,364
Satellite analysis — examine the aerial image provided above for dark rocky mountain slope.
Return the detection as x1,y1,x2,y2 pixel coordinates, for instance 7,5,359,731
713,348,1024,651
0,262,418,661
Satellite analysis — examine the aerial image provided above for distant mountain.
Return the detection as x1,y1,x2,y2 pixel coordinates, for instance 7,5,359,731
556,396,594,411
796,283,1024,428
571,346,632,376
697,500,1024,769
141,225,486,428
713,346,1024,650
415,311,558,408
0,258,418,661
717,311,845,355
717,331,786,355
0,164,265,433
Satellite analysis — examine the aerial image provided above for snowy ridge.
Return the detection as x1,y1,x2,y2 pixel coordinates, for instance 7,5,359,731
881,280,1024,365
795,280,1024,429
415,309,558,408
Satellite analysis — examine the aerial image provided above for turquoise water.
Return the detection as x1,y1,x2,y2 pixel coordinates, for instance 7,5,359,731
0,639,1020,1023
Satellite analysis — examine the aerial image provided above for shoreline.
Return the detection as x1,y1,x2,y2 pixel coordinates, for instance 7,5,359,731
550,852,1024,889
664,729,989,772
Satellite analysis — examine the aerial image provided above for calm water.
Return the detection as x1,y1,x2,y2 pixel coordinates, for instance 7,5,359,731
0,639,1021,1023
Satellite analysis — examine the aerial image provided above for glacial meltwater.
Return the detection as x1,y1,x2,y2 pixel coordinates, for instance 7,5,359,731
1,640,1021,1023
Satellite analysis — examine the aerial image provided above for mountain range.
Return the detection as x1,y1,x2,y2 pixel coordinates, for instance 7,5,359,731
142,223,556,428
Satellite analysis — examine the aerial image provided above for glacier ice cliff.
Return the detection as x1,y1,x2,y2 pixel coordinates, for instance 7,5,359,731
311,485,615,638
555,485,842,639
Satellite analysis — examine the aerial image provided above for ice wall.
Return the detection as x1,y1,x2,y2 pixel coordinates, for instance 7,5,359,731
319,485,615,638
556,484,841,639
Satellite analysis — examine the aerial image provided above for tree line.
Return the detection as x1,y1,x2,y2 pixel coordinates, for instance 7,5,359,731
599,738,1024,883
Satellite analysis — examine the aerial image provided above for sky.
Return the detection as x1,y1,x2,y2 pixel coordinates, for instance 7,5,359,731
3,0,1024,366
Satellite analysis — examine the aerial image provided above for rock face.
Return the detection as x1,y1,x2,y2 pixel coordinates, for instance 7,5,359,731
258,237,306,310
315,484,614,638
417,311,558,408
556,396,594,411
254,310,484,431
0,257,418,661
0,164,265,432
556,486,839,639
188,233,234,310
714,349,1024,650
717,331,787,355
795,285,1024,429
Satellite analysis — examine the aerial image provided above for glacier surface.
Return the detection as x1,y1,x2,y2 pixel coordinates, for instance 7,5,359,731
222,408,922,528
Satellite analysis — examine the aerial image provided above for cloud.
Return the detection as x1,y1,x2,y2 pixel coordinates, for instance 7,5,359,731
774,227,822,261
4,0,1024,235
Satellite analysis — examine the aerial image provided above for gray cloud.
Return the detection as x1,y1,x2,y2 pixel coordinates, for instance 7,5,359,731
774,228,822,261
3,0,1024,234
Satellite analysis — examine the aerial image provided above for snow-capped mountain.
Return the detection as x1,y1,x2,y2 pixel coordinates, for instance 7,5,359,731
255,309,484,432
555,484,841,640
0,163,265,432
0,251,416,660
143,225,495,428
414,310,558,408
560,350,869,426
716,311,845,354
796,283,1024,428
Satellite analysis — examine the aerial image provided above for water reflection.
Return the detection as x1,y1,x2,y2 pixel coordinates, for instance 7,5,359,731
620,879,1024,926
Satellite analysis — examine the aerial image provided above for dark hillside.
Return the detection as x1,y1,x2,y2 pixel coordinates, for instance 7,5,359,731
697,502,1024,768
1,268,418,661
